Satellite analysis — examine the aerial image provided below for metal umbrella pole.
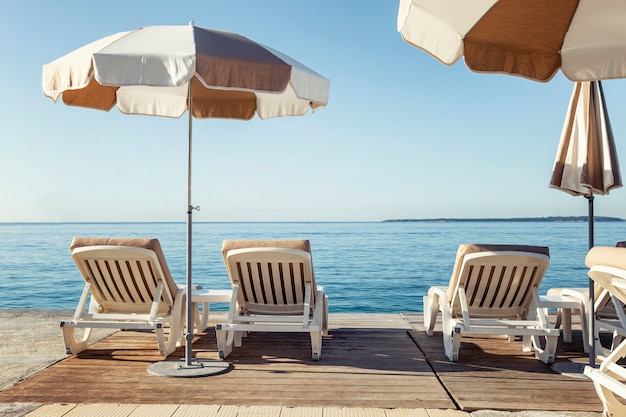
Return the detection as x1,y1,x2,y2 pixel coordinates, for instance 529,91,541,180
587,195,595,367
185,81,196,368
148,82,229,377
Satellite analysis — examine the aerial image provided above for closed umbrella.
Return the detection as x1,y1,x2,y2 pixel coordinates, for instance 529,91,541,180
550,80,622,365
550,81,622,229
396,0,626,369
43,22,330,377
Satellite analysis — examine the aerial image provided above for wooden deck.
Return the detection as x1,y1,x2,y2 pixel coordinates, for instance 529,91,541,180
0,313,603,414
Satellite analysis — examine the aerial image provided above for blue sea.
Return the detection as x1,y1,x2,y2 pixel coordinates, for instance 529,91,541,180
1,221,624,313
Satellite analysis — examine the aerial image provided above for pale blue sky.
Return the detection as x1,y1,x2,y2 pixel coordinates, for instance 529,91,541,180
2,1,626,222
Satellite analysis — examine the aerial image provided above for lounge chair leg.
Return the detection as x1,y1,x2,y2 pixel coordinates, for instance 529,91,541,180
531,335,557,365
561,308,572,343
155,323,181,356
443,327,461,362
310,331,322,361
216,327,233,359
157,319,185,356
191,301,208,333
423,294,439,336
60,325,92,354
554,309,563,329
157,290,186,355
234,331,243,347
322,294,329,336
522,335,532,352
611,332,624,351
155,326,169,356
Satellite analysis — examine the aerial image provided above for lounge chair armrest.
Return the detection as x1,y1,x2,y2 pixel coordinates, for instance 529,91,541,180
227,285,240,322
73,283,92,321
585,366,626,400
302,284,313,325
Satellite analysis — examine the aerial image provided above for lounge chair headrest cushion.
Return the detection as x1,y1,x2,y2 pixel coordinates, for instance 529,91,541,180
222,239,311,258
586,246,626,271
70,237,178,297
453,244,549,272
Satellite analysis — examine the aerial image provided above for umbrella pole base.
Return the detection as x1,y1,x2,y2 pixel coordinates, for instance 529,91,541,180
550,361,589,379
148,358,230,378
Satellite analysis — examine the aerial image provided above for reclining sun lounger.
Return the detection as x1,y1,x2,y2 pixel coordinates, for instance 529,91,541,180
423,244,560,364
583,245,626,417
547,241,626,357
60,237,185,356
216,239,329,360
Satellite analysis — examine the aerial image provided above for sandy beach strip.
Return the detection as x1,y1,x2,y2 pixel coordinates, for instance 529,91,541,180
0,309,116,416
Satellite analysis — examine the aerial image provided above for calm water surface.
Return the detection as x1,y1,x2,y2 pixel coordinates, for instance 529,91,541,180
1,221,624,312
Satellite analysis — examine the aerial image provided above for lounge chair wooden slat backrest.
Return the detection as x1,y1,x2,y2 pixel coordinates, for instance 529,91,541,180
227,248,312,314
222,239,316,315
424,244,559,364
73,246,172,314
61,237,185,356
217,239,328,360
451,248,549,319
70,237,179,298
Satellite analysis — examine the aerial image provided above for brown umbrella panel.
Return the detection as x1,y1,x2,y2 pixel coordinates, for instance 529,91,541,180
397,0,626,82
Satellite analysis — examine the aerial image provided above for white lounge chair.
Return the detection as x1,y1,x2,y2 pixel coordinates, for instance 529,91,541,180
61,237,185,356
424,244,560,364
584,245,626,417
216,239,329,360
547,241,626,356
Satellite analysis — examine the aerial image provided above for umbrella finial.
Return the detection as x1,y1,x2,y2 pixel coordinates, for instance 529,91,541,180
189,20,195,27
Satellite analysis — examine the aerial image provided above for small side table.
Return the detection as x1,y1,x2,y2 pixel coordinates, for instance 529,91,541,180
191,289,233,332
538,294,585,344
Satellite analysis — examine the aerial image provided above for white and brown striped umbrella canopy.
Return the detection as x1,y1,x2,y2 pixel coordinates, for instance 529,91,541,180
43,23,329,120
397,0,626,82
550,81,622,197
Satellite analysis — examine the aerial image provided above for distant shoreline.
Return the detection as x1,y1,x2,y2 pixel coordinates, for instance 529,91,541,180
383,216,624,223
0,217,624,225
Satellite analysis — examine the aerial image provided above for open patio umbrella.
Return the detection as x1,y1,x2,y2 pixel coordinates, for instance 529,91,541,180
397,0,626,82
397,0,626,369
550,80,622,365
43,22,330,377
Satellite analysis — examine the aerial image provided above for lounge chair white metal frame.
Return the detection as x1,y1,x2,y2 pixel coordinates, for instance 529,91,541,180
584,246,626,416
61,238,186,356
548,286,626,357
548,242,626,358
424,244,560,364
216,240,329,361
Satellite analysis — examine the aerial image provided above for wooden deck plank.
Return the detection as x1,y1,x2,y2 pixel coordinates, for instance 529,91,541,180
403,313,602,413
0,313,606,414
0,314,453,410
